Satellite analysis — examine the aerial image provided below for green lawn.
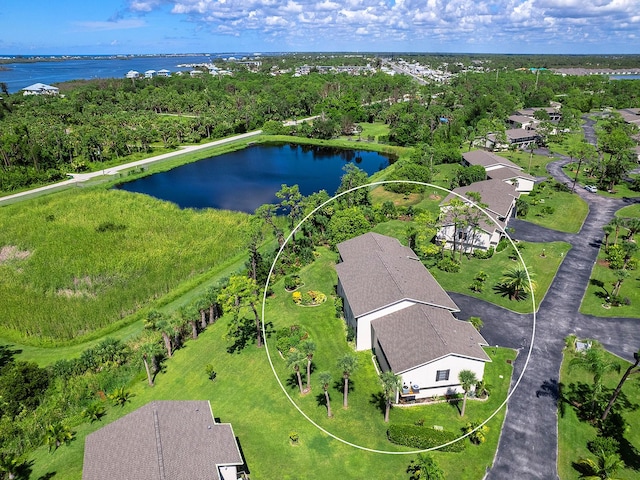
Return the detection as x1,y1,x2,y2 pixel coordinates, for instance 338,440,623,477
518,185,589,233
431,241,571,313
561,163,640,199
495,150,555,177
558,346,640,480
27,247,516,480
371,220,570,314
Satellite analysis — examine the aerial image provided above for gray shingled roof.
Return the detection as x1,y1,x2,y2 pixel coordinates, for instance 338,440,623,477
462,150,522,171
486,166,535,182
336,232,459,318
440,178,519,230
83,401,242,480
372,303,491,373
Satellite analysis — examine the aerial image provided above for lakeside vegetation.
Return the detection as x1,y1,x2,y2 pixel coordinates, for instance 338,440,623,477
0,188,251,344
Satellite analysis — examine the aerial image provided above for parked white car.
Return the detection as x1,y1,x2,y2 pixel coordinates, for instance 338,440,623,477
585,185,598,193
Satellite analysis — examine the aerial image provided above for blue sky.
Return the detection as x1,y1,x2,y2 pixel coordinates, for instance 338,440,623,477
2,0,639,55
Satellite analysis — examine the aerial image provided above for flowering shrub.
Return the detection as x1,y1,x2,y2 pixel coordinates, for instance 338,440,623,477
292,291,302,304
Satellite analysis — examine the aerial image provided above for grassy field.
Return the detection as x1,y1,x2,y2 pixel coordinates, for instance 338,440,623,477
495,150,556,177
0,187,252,345
557,346,640,480
561,162,640,199
518,184,590,233
27,246,516,480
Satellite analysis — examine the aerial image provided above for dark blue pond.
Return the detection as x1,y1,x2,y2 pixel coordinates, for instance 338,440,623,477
116,143,393,212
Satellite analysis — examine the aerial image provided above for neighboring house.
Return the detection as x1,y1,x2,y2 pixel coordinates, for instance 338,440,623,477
335,233,490,400
157,69,171,77
125,70,139,79
618,108,640,128
437,179,519,252
82,401,244,480
507,128,540,149
462,150,535,193
507,114,539,130
516,107,562,122
144,70,156,78
21,83,59,96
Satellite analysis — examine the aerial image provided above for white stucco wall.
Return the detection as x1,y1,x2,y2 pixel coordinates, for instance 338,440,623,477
399,355,487,399
437,224,493,252
219,466,238,480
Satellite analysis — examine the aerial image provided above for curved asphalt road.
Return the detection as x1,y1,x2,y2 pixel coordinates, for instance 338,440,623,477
452,118,640,479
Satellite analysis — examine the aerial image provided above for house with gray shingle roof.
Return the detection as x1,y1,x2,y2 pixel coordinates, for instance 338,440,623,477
462,150,535,193
335,233,490,400
82,401,244,480
437,179,519,253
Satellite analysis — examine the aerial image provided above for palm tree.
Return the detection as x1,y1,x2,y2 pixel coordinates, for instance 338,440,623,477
318,371,333,417
81,402,106,423
463,421,489,444
287,351,306,395
569,345,620,411
301,340,316,393
109,386,134,407
495,266,536,301
406,453,445,480
576,449,624,480
45,423,74,452
458,370,478,416
611,269,630,297
609,217,625,245
337,353,358,409
602,224,615,250
380,370,401,422
601,349,640,422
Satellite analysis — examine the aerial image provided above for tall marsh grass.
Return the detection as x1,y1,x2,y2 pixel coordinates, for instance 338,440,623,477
0,188,250,344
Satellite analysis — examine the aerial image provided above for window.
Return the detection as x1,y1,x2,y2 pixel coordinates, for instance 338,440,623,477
435,369,450,382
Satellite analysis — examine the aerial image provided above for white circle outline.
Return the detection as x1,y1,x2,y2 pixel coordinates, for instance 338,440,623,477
261,180,536,454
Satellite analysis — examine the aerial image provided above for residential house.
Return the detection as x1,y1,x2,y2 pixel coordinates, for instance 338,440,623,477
462,150,535,193
507,115,539,130
516,107,562,122
157,69,171,77
125,70,139,79
82,401,244,480
144,70,156,78
21,83,59,96
335,233,490,400
437,179,519,253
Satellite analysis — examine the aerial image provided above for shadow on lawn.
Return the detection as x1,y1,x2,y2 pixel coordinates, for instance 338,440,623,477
226,318,274,354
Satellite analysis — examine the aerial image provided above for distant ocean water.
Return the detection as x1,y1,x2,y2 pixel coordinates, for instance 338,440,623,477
610,74,640,80
0,54,255,93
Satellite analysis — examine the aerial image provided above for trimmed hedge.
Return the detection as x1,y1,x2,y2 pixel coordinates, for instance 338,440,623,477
387,424,466,452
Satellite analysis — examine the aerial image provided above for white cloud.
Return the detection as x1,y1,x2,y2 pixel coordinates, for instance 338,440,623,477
74,19,147,31
122,0,640,52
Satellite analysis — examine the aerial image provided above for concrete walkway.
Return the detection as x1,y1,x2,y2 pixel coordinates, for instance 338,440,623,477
475,136,640,478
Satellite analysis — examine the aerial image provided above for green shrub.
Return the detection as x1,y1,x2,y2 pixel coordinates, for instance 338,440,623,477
473,247,494,259
387,424,465,452
588,436,619,456
496,238,509,252
469,280,484,292
284,275,301,291
437,257,461,273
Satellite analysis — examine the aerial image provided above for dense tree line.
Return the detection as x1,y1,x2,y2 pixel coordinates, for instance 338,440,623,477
0,71,414,192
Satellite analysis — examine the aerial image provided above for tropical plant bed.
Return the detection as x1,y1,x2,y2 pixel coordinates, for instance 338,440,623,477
557,346,640,480
292,290,327,306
